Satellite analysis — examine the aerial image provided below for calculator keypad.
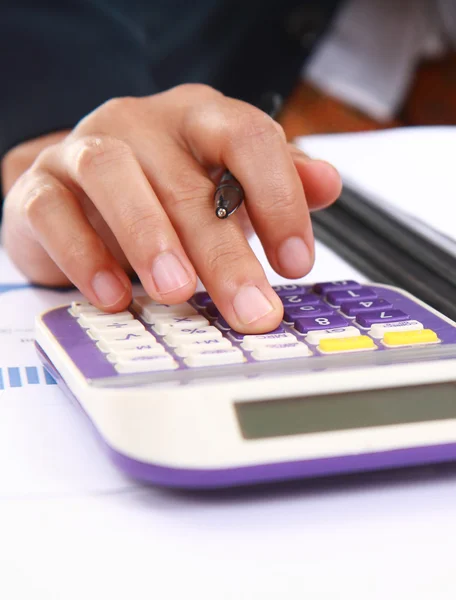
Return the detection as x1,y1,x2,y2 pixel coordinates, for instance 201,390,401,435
52,280,456,380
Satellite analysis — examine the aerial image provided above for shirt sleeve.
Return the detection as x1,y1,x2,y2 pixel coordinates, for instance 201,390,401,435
0,0,154,159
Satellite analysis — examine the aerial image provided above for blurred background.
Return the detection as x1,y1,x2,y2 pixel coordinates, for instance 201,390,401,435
279,0,456,138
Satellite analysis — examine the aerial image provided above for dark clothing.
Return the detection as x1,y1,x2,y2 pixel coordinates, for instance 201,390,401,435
0,0,341,159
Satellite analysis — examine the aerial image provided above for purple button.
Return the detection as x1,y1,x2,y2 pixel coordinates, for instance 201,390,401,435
228,325,285,341
284,303,335,323
193,292,213,308
215,317,231,331
313,280,362,294
341,298,393,317
356,309,410,328
273,284,309,296
280,293,321,307
326,287,377,306
205,302,221,318
294,314,349,334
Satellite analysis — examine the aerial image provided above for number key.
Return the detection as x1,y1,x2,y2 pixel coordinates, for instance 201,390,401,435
341,298,393,317
294,314,349,334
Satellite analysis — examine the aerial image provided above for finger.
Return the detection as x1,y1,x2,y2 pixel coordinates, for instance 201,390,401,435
38,135,197,304
181,98,314,280
13,170,132,310
134,143,283,333
288,145,342,210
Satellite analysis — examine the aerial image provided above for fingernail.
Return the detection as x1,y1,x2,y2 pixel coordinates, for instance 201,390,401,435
152,252,191,295
277,236,311,277
92,270,128,307
233,285,274,325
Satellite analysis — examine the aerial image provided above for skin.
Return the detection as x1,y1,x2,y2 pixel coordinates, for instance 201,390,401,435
1,84,342,333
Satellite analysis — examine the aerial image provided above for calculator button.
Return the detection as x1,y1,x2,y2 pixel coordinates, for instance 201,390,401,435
319,336,376,353
132,297,197,323
97,334,158,353
252,341,310,361
107,345,167,362
383,329,439,347
241,332,297,350
96,331,152,347
152,314,209,335
164,326,222,347
326,287,377,307
192,292,213,308
306,326,361,345
370,320,424,338
174,337,233,357
283,303,334,323
114,354,177,373
294,314,349,334
356,309,410,328
69,302,104,317
88,319,146,340
185,347,245,367
273,284,309,296
78,311,133,327
228,325,285,342
340,299,393,317
204,303,221,319
280,293,321,307
313,280,362,294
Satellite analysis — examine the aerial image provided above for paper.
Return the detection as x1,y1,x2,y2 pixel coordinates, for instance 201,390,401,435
296,126,456,243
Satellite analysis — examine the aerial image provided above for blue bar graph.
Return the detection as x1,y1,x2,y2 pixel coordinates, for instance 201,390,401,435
43,368,57,385
26,366,39,384
0,366,56,389
8,367,22,388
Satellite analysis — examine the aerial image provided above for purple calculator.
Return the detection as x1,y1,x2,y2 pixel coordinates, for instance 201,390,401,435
35,281,456,489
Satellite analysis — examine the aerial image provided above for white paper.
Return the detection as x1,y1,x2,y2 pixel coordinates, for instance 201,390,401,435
296,126,456,242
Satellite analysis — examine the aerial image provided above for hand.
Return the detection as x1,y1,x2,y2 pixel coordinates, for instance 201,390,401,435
2,84,341,333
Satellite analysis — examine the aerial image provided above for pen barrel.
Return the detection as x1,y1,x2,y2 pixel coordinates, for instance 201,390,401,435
215,171,244,218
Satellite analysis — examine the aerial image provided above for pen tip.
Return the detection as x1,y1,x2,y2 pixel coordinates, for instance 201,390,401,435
216,207,227,219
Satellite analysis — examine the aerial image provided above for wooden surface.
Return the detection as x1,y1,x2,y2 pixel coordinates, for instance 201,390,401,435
279,53,456,139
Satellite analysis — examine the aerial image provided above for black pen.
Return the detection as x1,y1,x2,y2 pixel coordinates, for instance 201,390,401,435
214,92,283,219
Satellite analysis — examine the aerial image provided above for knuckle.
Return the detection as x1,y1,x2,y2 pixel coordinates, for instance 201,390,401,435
100,96,139,117
24,178,67,223
173,83,220,101
165,173,213,210
122,208,163,250
223,110,279,155
72,135,133,178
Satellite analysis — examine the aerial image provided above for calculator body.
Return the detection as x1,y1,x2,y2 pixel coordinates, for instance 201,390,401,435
35,281,456,488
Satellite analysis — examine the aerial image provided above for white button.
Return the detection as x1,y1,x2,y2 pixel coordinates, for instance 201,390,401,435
78,311,133,328
107,345,167,362
252,342,310,361
97,333,157,353
69,302,103,317
152,314,209,335
370,320,424,338
241,332,297,350
96,331,153,348
114,354,177,373
306,326,361,345
89,320,145,340
132,297,197,324
165,326,222,347
185,347,244,367
174,337,233,357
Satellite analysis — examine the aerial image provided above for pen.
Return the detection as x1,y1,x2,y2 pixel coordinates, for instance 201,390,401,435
214,92,283,219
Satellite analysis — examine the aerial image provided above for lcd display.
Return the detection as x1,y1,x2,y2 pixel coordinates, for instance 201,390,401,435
235,382,456,440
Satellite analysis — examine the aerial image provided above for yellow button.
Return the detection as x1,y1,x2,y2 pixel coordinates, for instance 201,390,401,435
319,335,376,353
383,329,439,346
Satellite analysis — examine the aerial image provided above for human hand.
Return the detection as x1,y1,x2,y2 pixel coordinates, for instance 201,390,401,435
2,85,341,333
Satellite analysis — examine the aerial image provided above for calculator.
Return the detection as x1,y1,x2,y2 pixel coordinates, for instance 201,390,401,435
35,281,456,489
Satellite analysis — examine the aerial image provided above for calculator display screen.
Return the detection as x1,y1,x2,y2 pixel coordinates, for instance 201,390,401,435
235,382,456,440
